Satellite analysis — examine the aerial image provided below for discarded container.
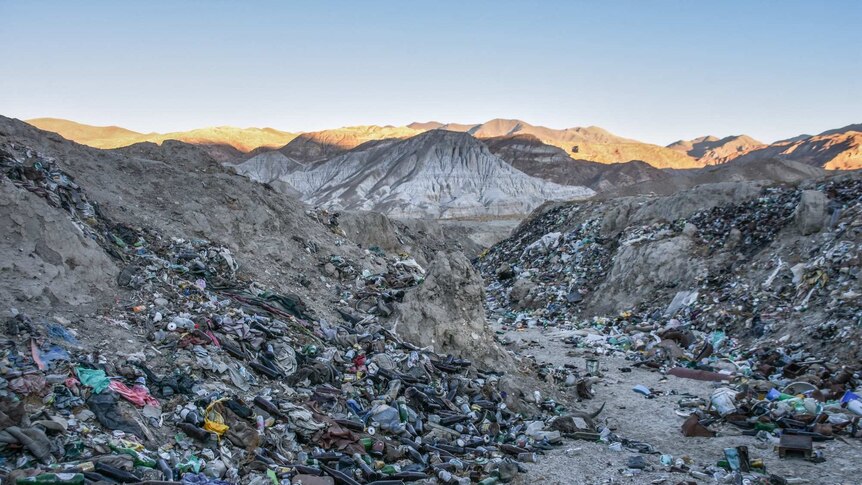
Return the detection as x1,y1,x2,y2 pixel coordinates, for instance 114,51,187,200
778,434,813,459
585,358,600,376
783,382,817,396
681,414,715,437
632,385,652,397
723,446,750,472
710,388,738,416
841,390,862,416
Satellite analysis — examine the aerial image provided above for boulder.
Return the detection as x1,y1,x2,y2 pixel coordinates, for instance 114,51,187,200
596,236,706,313
496,262,515,280
394,251,514,370
794,190,828,235
509,278,538,309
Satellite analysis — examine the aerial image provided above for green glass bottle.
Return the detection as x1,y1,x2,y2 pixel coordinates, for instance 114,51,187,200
754,422,776,432
17,473,85,485
109,444,157,468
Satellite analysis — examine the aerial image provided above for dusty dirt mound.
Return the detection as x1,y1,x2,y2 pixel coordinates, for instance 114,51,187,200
337,211,515,266
600,234,706,311
395,251,515,370
0,179,118,309
0,115,383,321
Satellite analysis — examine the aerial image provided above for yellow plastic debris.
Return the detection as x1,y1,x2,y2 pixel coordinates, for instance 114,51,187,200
203,400,229,437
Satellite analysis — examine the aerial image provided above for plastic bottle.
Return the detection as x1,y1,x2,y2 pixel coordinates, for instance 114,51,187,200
438,470,454,483
157,459,174,481
370,404,405,433
108,443,157,467
766,388,794,401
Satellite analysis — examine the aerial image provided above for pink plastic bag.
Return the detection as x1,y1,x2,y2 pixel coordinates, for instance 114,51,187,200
109,381,160,407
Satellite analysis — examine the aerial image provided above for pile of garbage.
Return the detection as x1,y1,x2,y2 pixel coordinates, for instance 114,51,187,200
473,177,862,482
478,211,615,327
0,145,571,484
477,180,862,358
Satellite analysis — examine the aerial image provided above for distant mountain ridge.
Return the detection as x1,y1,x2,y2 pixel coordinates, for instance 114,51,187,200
670,124,862,169
409,118,699,169
26,117,298,152
26,118,145,148
277,126,421,163
667,134,764,164
25,116,699,168
236,130,594,218
22,117,862,170
728,129,862,170
482,134,670,192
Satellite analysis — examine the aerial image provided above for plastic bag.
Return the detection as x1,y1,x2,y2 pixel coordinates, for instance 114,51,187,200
76,367,111,394
710,388,737,416
109,381,160,407
203,400,229,436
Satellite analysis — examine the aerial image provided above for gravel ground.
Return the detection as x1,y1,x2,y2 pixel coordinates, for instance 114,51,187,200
499,325,862,485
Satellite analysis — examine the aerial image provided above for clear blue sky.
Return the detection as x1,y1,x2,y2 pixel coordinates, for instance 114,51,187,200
1,0,859,144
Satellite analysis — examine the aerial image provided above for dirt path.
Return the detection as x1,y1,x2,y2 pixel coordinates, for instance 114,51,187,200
498,325,862,485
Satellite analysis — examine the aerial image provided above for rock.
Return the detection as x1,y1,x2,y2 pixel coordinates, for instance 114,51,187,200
322,263,336,277
597,236,705,313
795,190,828,235
682,222,698,237
394,251,515,370
664,290,698,316
0,181,118,308
496,262,515,280
724,228,742,249
498,374,536,414
509,278,537,309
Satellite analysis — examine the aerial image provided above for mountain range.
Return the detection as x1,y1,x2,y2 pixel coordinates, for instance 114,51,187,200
725,125,862,170
26,117,297,152
27,117,862,172
236,130,594,218
409,119,700,169
26,117,862,171
15,115,862,218
666,134,764,164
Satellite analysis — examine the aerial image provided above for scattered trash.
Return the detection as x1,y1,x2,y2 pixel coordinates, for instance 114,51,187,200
778,434,813,459
0,145,559,485
476,180,862,482
632,385,653,397
5,133,862,485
